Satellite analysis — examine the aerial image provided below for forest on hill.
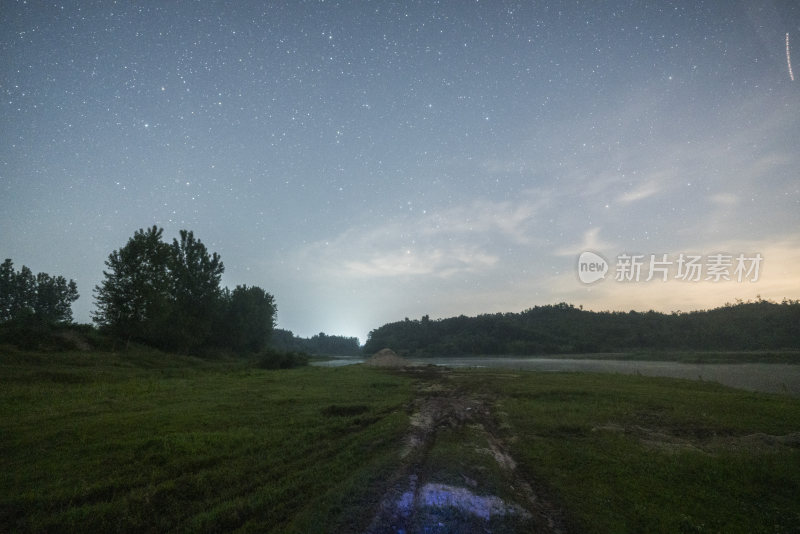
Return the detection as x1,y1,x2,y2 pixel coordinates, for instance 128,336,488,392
363,300,800,356
270,329,360,356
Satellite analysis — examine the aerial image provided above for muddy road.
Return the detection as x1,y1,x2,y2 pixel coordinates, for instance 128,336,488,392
365,365,568,534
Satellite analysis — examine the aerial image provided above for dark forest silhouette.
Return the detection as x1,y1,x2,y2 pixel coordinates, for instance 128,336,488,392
271,328,360,356
364,300,800,356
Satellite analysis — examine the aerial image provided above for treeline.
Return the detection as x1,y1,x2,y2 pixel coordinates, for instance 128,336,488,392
363,300,800,356
271,329,360,355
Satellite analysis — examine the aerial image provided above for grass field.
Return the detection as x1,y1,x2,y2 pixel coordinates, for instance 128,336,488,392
454,369,800,533
2,348,799,532
0,348,414,533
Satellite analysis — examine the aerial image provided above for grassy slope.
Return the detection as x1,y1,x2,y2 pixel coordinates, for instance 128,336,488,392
0,349,414,533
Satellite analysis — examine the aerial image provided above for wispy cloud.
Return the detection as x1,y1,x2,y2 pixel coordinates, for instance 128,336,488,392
343,246,498,278
294,193,548,280
709,193,738,206
420,197,545,244
554,227,617,257
617,179,662,204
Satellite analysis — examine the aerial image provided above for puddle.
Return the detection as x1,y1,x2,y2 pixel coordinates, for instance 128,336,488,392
416,483,530,520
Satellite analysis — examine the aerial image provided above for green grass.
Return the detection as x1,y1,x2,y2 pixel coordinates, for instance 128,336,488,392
452,370,800,533
0,348,414,533
3,349,800,533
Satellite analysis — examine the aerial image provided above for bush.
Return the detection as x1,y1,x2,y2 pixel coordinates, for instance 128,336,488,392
0,315,52,350
255,349,310,369
0,318,121,353
0,318,101,352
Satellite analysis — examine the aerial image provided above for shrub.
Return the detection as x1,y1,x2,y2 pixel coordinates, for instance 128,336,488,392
255,349,310,369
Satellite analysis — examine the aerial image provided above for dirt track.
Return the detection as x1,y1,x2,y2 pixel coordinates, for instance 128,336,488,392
365,365,567,534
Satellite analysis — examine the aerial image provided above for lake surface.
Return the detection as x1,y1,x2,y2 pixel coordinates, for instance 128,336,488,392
312,356,800,396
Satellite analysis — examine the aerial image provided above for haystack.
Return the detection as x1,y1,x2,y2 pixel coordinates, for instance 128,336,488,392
364,348,412,368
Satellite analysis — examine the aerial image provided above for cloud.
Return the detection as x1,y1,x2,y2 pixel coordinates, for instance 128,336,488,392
419,194,550,245
617,180,662,204
293,193,547,280
342,246,498,278
709,193,738,206
554,227,617,257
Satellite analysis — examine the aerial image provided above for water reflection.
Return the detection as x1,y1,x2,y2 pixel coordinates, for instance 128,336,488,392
420,357,800,396
311,357,365,367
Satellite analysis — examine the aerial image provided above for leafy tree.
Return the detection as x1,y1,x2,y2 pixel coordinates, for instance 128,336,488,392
164,230,224,351
0,259,16,322
169,230,224,308
92,226,172,344
33,273,79,323
0,259,79,324
12,265,36,319
269,328,301,351
219,285,276,353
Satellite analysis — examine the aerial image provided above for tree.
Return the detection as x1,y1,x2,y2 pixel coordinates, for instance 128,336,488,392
0,259,79,324
33,273,79,323
169,230,225,312
92,226,172,343
169,230,224,307
0,259,16,322
219,285,276,353
166,230,224,349
12,265,36,319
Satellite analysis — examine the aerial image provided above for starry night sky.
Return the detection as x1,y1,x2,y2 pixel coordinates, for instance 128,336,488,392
2,1,799,342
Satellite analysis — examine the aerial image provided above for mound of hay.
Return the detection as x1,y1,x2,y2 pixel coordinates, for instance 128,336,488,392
364,348,412,368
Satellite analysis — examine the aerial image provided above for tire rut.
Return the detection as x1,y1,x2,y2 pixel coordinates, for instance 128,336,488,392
365,367,567,534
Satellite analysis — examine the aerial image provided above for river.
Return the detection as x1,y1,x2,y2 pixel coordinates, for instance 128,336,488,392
312,356,800,396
